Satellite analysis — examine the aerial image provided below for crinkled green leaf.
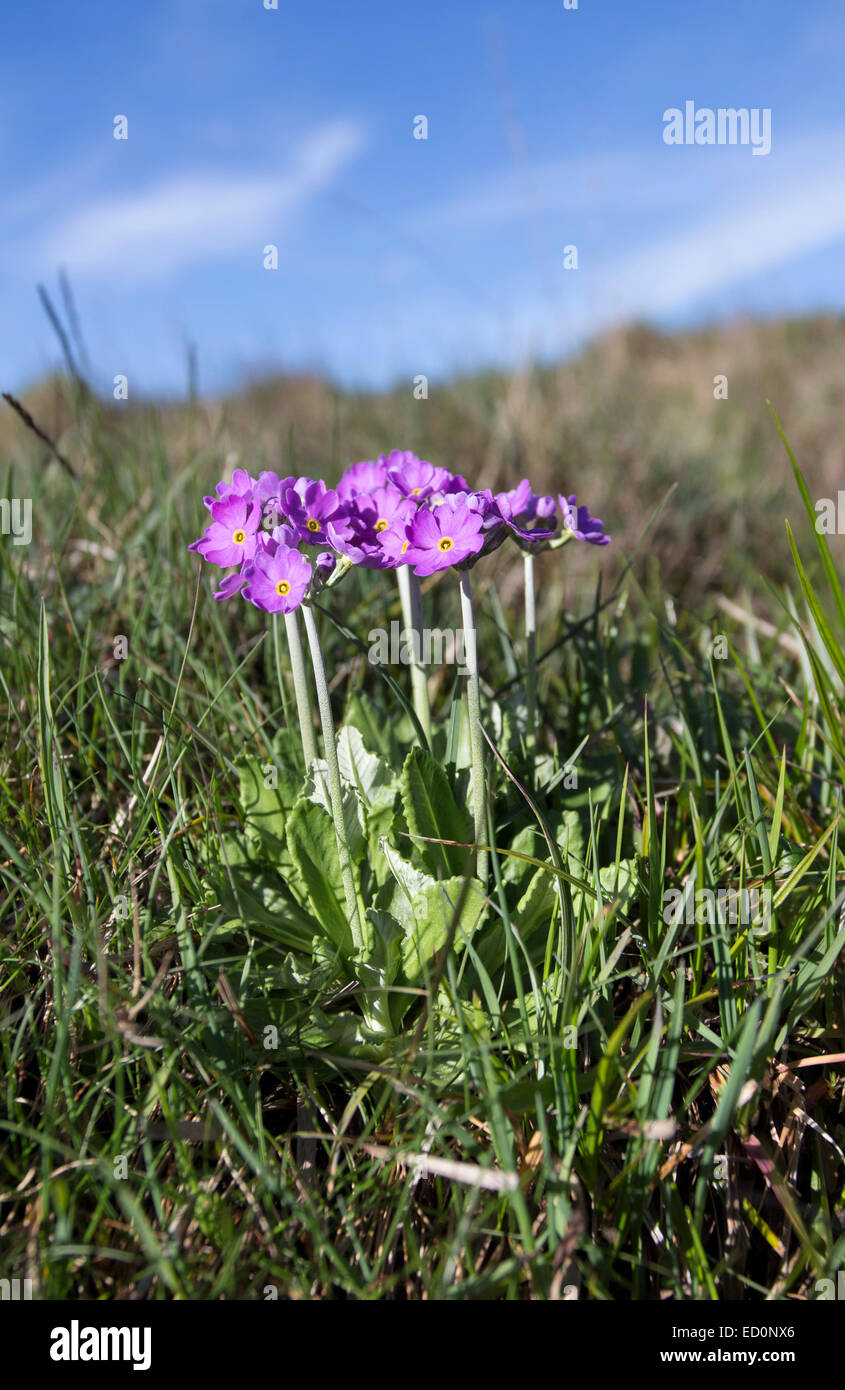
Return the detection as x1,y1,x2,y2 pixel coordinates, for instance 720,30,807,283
286,798,352,954
400,745,472,878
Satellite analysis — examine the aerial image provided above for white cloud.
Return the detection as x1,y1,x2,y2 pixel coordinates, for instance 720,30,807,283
604,170,845,320
38,120,365,281
385,129,845,375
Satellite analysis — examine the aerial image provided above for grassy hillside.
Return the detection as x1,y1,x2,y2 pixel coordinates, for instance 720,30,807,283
6,312,845,604
1,313,844,1302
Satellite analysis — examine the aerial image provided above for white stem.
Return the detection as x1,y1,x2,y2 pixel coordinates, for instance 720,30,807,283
283,610,318,770
524,552,537,766
397,565,431,742
301,604,365,950
458,571,487,885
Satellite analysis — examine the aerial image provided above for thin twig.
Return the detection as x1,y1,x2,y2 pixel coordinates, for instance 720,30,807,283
1,391,78,480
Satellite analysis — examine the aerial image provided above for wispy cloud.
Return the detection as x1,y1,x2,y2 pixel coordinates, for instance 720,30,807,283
327,131,845,388
606,166,845,321
36,120,365,282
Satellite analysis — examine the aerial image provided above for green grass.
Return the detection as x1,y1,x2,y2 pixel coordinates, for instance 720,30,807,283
1,363,844,1301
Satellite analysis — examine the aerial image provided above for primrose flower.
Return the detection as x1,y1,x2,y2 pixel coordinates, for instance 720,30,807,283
283,479,345,544
494,480,558,546
377,519,414,567
252,471,296,524
496,479,556,526
404,498,485,576
242,544,312,613
203,467,256,511
386,450,452,500
212,572,247,603
266,522,300,549
558,493,611,546
189,495,262,567
336,458,390,499
440,472,471,496
329,485,416,568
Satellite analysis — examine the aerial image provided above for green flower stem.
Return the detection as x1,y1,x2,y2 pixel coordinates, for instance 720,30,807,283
458,570,488,885
282,609,318,771
397,564,431,743
524,551,537,770
301,603,365,950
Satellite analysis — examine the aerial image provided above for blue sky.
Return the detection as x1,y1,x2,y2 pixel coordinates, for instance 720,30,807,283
3,0,845,396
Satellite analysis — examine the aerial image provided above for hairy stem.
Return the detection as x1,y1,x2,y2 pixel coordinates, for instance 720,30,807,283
524,551,537,772
282,609,318,770
397,564,431,743
458,570,488,884
301,603,365,950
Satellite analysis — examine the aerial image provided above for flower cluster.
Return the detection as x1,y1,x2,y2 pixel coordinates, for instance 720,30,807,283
188,450,610,612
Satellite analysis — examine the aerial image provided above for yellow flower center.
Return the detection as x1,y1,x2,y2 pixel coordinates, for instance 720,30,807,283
375,518,388,532
438,537,454,552
306,518,320,533
411,487,422,495
232,529,246,545
401,540,409,553
276,580,291,597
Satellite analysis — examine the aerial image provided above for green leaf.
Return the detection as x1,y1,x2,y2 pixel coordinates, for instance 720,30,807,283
304,758,366,862
337,725,395,810
286,798,352,955
770,401,845,638
514,865,557,941
502,825,541,888
236,755,294,858
355,910,406,1036
399,875,486,981
399,746,473,878
786,521,845,688
345,692,403,763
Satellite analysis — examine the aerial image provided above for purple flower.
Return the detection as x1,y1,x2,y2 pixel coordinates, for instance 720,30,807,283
440,472,471,496
266,522,300,550
494,479,558,545
404,499,485,576
242,544,312,613
252,471,296,526
254,471,294,502
377,519,414,567
328,484,415,568
203,468,256,511
558,493,611,546
497,480,556,525
212,572,247,603
283,478,345,544
337,458,390,499
189,495,262,567
385,450,452,500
